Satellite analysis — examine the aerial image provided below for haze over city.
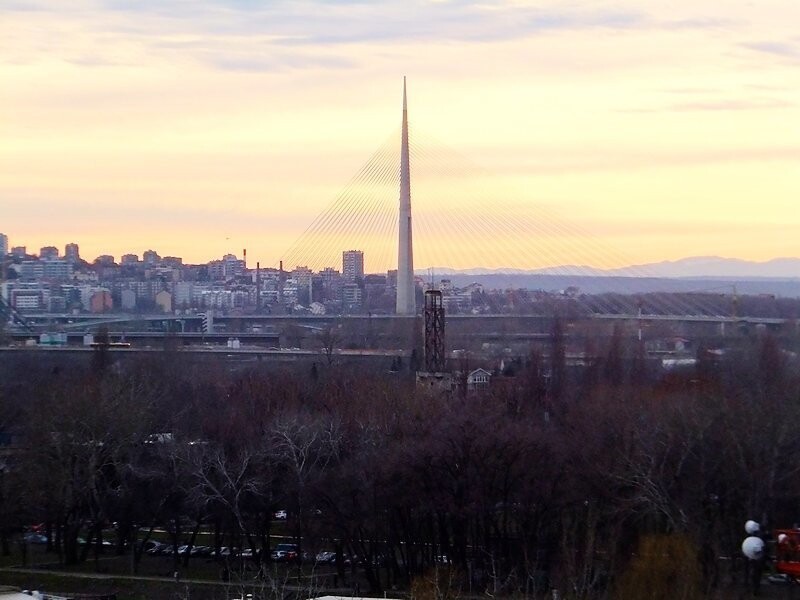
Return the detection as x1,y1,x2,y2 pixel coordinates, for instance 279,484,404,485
3,0,799,270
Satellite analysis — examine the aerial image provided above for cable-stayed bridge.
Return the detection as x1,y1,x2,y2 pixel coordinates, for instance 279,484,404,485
0,296,34,333
2,81,795,337
278,80,784,323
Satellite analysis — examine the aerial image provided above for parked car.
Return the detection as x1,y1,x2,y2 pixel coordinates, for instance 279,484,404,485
313,550,357,566
24,532,48,545
273,510,287,520
271,543,299,563
315,551,336,564
144,540,166,555
190,545,212,556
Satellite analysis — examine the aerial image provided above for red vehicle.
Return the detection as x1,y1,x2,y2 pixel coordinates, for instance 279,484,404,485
775,529,800,580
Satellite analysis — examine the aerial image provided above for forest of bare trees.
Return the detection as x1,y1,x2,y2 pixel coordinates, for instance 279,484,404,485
0,329,799,599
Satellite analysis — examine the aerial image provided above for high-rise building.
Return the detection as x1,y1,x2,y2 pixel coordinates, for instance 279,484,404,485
320,267,342,302
65,243,80,263
40,246,59,260
386,269,398,288
207,260,225,280
292,266,313,285
162,256,183,268
121,254,139,266
342,282,363,307
222,254,245,278
142,249,160,266
174,282,194,308
342,250,364,281
42,259,72,280
94,255,116,266
207,254,244,280
20,261,44,280
11,246,26,258
0,234,7,281
120,289,136,310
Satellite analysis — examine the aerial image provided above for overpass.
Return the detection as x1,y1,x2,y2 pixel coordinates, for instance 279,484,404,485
16,311,793,331
591,313,789,326
7,311,790,358
8,330,281,347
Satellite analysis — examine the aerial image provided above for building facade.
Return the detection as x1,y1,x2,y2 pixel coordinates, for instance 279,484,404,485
65,243,80,263
342,250,364,281
39,246,59,260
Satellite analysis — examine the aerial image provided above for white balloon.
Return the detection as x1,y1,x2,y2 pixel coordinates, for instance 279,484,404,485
742,536,765,560
745,520,761,534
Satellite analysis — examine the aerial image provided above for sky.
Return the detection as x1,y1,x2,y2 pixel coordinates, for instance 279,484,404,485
2,0,799,271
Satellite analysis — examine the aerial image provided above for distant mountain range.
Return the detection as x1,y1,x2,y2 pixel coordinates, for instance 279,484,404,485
414,257,800,297
418,256,800,280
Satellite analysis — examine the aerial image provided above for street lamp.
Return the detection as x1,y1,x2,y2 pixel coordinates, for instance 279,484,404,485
741,520,766,594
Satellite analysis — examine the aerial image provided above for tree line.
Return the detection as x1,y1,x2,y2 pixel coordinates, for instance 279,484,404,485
0,328,799,599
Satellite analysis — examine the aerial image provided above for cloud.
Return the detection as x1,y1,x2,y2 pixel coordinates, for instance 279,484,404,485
232,5,650,45
0,0,753,75
482,146,800,175
208,53,356,72
0,1,50,11
66,55,134,67
670,99,795,111
661,17,729,29
741,41,800,62
84,1,710,47
571,218,800,238
659,86,730,95
619,98,795,113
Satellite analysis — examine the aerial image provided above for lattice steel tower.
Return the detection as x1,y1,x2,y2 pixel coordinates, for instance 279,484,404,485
424,290,445,372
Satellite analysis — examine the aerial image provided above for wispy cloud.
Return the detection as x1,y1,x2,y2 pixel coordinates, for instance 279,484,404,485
741,40,800,63
488,146,800,175
208,53,356,72
0,0,748,74
66,55,134,67
0,0,50,10
671,99,795,111
619,98,795,113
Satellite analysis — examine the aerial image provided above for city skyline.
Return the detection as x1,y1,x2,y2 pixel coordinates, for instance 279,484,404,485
2,1,799,268
8,232,800,281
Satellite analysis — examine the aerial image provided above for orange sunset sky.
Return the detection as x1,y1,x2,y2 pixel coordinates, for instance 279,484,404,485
2,0,799,272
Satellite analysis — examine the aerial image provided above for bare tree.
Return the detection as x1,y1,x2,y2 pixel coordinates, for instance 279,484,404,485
184,439,275,570
317,325,341,366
